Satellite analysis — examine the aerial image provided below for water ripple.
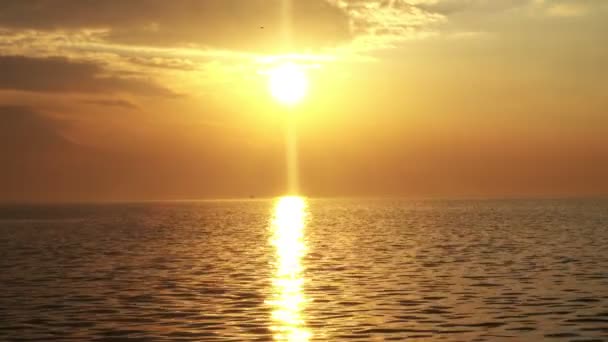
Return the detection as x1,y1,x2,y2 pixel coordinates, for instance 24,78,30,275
0,199,607,341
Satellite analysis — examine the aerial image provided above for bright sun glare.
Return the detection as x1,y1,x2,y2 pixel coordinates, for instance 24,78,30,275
268,196,310,341
268,63,308,106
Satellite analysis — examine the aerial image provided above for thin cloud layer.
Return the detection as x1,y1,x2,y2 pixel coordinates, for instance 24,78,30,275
0,0,450,58
0,55,175,96
0,0,351,52
418,0,532,14
1,0,606,55
81,99,139,110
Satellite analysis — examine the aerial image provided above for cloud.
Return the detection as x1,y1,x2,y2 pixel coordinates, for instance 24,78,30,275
545,2,590,17
126,56,199,71
0,0,452,57
81,99,139,110
0,0,351,53
0,55,175,96
328,0,445,50
418,0,533,14
535,0,608,17
1,0,606,59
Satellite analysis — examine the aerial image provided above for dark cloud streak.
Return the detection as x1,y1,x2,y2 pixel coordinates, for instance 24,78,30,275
81,99,139,110
0,55,175,96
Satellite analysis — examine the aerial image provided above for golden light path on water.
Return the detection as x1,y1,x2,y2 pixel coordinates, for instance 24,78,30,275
267,196,311,341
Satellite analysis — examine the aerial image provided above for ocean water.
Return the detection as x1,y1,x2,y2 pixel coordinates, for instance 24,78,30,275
1,198,607,341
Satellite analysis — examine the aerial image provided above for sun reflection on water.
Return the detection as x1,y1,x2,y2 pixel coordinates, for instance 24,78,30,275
267,196,311,341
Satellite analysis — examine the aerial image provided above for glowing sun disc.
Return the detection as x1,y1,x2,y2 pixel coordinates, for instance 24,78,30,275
268,63,308,106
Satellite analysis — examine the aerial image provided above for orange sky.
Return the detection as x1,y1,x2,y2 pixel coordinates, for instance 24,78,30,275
1,0,607,201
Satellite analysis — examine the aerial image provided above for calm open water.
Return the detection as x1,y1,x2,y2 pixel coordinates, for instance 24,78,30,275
1,198,607,341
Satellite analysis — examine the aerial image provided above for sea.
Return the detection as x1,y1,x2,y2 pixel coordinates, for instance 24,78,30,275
1,198,607,341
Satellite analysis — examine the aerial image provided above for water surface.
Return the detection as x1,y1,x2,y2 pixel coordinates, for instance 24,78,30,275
1,198,607,341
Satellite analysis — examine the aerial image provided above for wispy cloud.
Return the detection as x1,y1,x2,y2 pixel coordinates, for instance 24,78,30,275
81,99,139,110
328,0,445,50
545,2,590,17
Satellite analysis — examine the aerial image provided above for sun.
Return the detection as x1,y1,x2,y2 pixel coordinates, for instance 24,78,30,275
268,62,308,106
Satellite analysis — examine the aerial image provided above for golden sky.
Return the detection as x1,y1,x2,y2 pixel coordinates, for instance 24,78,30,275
1,0,607,201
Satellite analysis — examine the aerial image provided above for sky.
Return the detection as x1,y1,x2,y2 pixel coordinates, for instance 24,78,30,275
1,0,607,201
